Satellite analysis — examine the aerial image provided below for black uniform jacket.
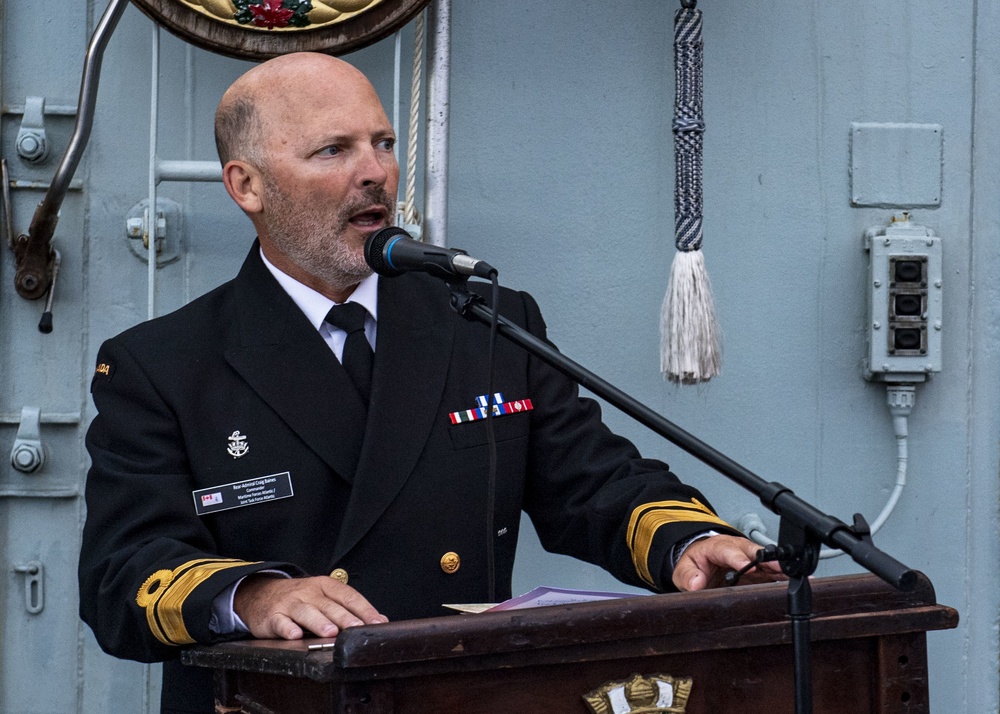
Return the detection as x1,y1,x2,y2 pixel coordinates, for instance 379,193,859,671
79,244,738,713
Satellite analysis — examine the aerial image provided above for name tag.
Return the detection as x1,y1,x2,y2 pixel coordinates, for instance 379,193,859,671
192,472,294,516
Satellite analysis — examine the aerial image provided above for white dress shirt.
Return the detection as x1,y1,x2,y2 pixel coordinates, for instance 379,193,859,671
261,248,378,357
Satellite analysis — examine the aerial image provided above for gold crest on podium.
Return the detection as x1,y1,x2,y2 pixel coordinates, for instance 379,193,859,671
583,673,693,714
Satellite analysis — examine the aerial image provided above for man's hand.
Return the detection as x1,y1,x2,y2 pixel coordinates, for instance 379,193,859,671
234,574,388,640
672,535,784,591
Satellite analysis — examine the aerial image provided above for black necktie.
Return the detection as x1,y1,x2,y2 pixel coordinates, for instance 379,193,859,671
325,302,374,404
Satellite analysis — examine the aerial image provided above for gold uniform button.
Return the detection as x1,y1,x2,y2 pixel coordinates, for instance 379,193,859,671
329,568,349,585
440,552,460,574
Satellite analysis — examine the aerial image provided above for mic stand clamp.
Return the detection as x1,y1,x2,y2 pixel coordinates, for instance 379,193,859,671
446,276,485,317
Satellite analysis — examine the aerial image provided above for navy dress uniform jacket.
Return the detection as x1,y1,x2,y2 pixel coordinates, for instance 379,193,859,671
79,244,739,713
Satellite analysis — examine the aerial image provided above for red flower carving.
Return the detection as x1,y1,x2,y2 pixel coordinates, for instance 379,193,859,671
249,0,294,28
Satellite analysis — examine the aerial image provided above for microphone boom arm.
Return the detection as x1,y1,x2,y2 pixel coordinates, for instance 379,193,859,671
446,281,917,592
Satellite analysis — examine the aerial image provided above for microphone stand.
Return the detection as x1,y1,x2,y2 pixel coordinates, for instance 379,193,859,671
445,278,916,714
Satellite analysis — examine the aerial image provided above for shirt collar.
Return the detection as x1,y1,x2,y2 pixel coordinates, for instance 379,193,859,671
260,247,379,330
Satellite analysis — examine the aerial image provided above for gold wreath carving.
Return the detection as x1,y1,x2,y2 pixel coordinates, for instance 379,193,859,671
129,0,431,60
179,0,386,32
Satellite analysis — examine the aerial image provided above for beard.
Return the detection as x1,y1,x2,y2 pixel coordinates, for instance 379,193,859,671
261,179,396,294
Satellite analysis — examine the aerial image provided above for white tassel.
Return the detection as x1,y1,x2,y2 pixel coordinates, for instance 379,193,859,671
660,249,722,383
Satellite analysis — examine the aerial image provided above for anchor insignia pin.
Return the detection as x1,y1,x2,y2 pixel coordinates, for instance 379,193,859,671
227,430,249,459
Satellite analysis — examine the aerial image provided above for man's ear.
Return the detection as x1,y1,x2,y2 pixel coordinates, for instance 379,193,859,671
222,160,264,215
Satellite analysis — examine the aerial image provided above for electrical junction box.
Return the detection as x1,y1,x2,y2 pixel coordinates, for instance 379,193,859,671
863,215,943,382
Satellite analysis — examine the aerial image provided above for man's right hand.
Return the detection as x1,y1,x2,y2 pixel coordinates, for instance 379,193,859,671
233,574,388,640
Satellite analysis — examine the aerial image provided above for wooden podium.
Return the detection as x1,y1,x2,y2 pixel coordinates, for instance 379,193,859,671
181,573,957,714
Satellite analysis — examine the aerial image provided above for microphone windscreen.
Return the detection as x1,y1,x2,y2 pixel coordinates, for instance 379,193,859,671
364,226,411,277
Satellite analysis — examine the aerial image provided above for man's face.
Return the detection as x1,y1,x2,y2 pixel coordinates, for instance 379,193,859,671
255,69,399,296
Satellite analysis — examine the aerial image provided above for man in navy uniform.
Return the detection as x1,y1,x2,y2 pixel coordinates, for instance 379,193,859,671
79,53,776,714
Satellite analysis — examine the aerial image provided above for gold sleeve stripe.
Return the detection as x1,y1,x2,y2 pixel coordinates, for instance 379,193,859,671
626,498,734,587
136,558,260,646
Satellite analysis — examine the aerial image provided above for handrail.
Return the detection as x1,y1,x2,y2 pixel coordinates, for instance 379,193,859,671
13,0,129,300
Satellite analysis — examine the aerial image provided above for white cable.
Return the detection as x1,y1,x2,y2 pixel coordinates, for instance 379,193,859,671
737,383,914,559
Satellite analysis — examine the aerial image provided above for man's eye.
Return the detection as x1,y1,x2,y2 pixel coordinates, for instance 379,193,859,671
377,138,395,151
320,145,340,156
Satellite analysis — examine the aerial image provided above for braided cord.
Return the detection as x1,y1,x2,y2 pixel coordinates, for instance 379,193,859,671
673,7,704,252
402,10,425,227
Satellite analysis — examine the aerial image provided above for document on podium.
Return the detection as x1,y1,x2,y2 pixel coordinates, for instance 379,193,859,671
443,586,647,614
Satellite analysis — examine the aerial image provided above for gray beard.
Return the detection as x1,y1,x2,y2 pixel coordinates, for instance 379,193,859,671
262,182,395,294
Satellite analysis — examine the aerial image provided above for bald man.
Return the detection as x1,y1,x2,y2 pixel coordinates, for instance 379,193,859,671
79,53,774,714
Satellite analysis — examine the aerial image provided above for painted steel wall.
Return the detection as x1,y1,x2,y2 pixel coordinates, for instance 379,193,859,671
0,1,995,712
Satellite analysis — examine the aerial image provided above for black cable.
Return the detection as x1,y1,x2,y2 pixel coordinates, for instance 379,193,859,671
484,275,500,602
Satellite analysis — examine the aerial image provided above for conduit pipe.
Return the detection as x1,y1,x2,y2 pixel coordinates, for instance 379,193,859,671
424,0,450,247
156,160,221,183
738,384,916,560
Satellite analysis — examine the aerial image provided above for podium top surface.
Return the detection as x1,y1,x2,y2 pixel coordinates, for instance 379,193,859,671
182,573,958,683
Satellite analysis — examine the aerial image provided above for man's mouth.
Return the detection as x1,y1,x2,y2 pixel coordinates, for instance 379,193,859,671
348,207,389,229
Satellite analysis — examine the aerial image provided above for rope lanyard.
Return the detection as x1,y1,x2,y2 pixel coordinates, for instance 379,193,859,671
402,10,425,227
660,0,722,384
673,3,704,253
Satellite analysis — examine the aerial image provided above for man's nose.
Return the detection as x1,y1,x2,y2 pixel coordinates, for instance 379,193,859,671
357,148,393,187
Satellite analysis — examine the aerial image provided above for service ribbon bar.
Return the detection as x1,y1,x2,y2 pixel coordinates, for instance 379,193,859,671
449,396,534,424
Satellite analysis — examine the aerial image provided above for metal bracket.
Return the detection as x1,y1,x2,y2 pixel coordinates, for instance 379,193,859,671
15,97,50,164
13,561,44,614
10,406,45,474
2,158,53,300
13,211,56,300
125,197,183,266
12,227,54,299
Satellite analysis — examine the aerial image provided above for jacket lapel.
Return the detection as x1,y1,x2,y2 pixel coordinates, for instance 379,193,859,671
223,246,368,482
333,274,455,560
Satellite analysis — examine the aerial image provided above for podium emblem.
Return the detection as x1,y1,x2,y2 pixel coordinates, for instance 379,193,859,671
582,673,692,714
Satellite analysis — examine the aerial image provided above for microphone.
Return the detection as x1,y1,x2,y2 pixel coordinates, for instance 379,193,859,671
364,227,497,280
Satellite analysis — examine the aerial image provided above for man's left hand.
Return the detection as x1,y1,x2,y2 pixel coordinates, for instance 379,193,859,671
672,535,784,591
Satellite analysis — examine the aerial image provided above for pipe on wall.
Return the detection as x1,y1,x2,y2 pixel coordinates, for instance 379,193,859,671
424,0,450,248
